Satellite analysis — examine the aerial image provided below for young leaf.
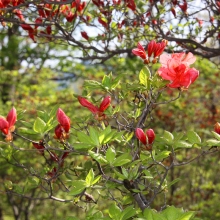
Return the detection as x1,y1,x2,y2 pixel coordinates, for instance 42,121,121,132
139,66,150,87
211,131,220,141
174,141,192,149
89,126,100,146
187,131,201,144
161,206,195,220
120,206,136,220
88,150,108,164
109,203,121,220
77,131,95,145
69,180,87,196
86,169,94,187
33,117,46,133
163,131,174,144
112,153,132,166
106,147,116,163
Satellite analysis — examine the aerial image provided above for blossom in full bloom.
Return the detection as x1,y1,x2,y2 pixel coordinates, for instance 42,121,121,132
0,107,17,141
135,128,155,150
78,96,111,120
158,52,199,89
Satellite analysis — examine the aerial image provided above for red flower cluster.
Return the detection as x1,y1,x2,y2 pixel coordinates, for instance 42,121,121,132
158,52,199,89
78,96,111,120
135,128,155,150
0,107,17,142
132,40,167,64
54,108,71,140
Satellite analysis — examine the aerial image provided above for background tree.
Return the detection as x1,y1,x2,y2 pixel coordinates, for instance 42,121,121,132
0,1,220,220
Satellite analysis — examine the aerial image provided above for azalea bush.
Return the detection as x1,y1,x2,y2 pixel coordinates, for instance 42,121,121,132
0,40,220,220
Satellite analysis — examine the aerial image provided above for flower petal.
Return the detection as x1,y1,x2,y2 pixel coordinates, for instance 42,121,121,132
99,96,111,112
146,129,155,144
78,96,99,114
0,117,9,135
56,108,70,132
6,107,17,128
135,128,147,145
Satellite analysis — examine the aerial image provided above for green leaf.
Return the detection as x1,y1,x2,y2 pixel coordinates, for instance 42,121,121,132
154,151,171,161
89,126,100,146
163,131,174,144
18,127,38,135
166,178,181,188
120,206,136,220
143,209,165,220
106,148,116,163
139,66,150,87
112,153,132,166
206,139,220,147
211,131,220,141
92,175,101,185
161,206,195,220
187,131,201,144
86,169,94,187
84,80,103,91
69,180,87,196
73,143,94,150
174,141,192,149
109,203,121,220
88,150,108,164
121,167,128,179
33,117,46,133
77,131,95,145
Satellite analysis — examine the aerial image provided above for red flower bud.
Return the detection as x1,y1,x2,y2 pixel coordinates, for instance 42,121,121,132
99,96,111,112
81,31,89,40
214,122,220,135
135,128,147,145
56,108,70,133
146,129,155,144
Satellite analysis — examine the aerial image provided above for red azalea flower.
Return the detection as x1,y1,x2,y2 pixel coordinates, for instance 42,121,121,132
54,108,70,140
78,96,111,120
132,40,167,63
158,52,199,89
135,128,156,150
132,42,147,60
0,107,17,141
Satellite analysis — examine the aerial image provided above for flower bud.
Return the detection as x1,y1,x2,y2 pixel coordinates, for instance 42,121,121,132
214,122,220,135
135,128,147,145
57,108,70,132
146,129,155,144
99,96,111,112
